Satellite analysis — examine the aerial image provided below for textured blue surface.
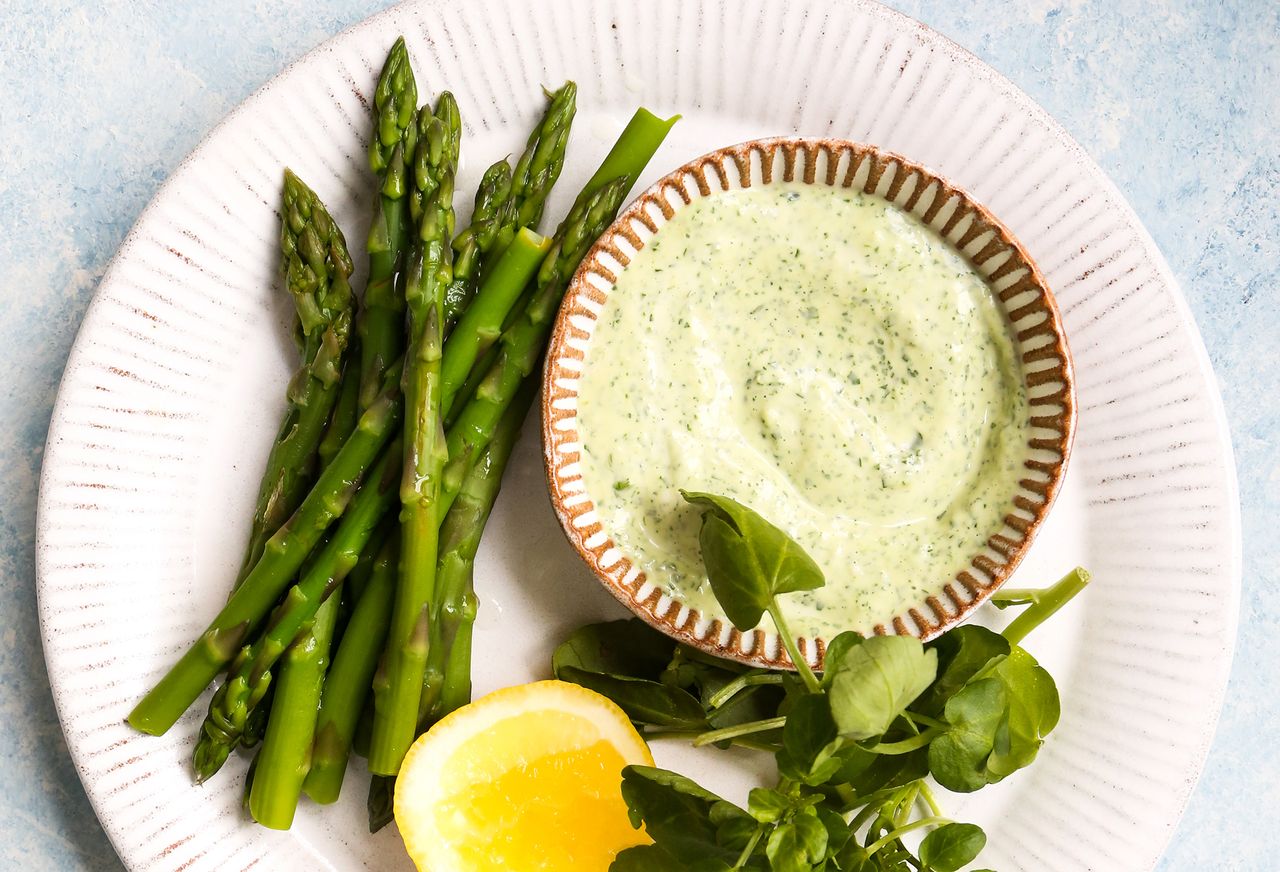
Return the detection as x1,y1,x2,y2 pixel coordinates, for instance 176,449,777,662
0,1,1273,869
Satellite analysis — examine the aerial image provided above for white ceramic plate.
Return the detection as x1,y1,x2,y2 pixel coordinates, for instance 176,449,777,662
36,1,1240,870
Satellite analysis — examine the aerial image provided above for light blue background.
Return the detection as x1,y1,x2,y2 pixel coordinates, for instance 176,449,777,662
1,1,1273,868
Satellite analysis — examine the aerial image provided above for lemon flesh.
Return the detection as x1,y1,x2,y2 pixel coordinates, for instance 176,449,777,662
396,680,653,871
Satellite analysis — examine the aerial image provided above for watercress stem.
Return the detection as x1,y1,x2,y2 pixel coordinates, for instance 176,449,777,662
990,588,1041,606
692,715,787,748
849,800,885,835
864,726,944,755
1000,567,1091,646
894,783,920,828
864,816,952,857
642,729,779,753
707,672,786,709
733,826,766,869
766,602,820,693
918,782,942,818
903,711,947,730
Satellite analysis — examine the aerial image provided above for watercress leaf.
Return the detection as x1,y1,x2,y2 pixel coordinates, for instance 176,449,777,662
766,821,811,872
794,810,830,862
783,693,840,765
553,618,676,681
829,742,877,785
711,798,756,827
820,632,864,688
710,683,788,730
710,799,762,852
827,636,937,741
681,491,825,631
816,806,852,859
917,822,987,872
984,646,1060,778
610,844,681,872
612,844,734,872
559,667,709,730
749,787,793,823
714,816,760,852
928,677,1008,793
619,766,739,864
916,625,1010,717
844,748,927,797
833,841,876,871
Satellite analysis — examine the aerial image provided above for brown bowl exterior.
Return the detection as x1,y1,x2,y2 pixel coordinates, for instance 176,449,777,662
541,137,1076,670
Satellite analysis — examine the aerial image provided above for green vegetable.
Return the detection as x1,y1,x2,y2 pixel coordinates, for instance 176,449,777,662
234,169,356,586
438,177,630,521
681,491,824,691
430,379,542,723
562,667,710,731
192,438,401,780
359,37,418,413
826,636,936,741
449,80,577,318
926,677,1007,793
508,82,578,231
445,159,513,328
552,618,788,746
247,590,340,829
368,773,395,834
577,108,679,206
994,566,1091,646
680,491,825,633
317,356,363,469
914,625,1010,718
984,647,1060,778
247,351,368,819
442,105,678,427
619,767,742,866
553,618,677,679
439,228,551,418
369,92,461,777
302,527,397,804
551,491,1090,872
126,359,404,737
918,822,987,872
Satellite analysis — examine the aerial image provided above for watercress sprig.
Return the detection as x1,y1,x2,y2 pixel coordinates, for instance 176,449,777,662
554,492,1089,871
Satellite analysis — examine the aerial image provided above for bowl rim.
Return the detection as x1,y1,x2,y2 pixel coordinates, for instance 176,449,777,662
541,135,1077,670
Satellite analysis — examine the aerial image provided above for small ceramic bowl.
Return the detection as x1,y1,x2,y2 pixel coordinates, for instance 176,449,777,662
541,138,1076,670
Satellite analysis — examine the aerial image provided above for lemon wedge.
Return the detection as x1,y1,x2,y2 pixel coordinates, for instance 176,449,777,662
394,679,653,871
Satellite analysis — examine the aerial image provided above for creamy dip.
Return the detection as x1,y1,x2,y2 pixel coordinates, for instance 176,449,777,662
574,182,1029,638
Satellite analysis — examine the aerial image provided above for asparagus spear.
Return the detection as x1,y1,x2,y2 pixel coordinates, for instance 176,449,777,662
440,227,550,417
245,351,369,819
430,378,537,722
368,774,396,833
441,107,677,426
317,356,362,470
234,170,355,585
368,109,676,778
508,82,577,231
445,82,577,326
192,438,402,781
239,430,369,755
367,93,461,776
126,359,404,737
246,592,339,829
391,182,623,759
302,529,398,803
444,160,512,329
437,177,629,520
359,37,418,413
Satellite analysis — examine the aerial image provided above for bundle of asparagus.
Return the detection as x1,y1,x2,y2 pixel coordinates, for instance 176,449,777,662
126,35,678,832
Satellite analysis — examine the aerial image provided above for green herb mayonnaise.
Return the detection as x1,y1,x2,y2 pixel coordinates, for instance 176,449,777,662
574,182,1029,638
